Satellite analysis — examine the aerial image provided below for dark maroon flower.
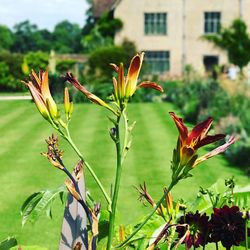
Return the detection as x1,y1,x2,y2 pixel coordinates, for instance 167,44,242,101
176,211,209,249
210,205,245,250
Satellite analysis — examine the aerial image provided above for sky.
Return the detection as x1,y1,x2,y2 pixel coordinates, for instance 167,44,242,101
0,0,89,30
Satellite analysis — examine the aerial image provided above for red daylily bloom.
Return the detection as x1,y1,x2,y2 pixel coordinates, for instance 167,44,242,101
169,112,236,167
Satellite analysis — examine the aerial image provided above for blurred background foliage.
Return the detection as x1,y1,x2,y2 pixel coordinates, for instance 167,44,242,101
0,0,249,198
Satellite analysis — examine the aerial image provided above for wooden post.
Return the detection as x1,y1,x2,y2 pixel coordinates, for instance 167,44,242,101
59,169,87,250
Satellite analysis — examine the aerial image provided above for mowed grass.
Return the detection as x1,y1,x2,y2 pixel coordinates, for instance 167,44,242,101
0,100,249,249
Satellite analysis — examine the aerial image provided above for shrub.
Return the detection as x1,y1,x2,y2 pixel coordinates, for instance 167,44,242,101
0,52,26,91
24,51,49,72
56,59,77,74
88,46,129,80
87,40,136,81
165,78,228,123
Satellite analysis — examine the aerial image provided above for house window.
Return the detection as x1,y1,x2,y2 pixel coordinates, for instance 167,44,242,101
144,13,167,35
204,12,221,33
145,51,170,74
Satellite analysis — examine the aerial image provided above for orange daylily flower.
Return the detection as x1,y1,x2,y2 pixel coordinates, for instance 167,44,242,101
169,112,237,167
22,68,59,125
65,53,163,113
110,52,163,105
23,69,73,126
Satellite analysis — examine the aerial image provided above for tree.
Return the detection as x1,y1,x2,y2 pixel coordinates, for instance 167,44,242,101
24,51,49,72
203,19,250,71
52,20,82,53
81,0,123,53
0,25,13,51
12,20,52,52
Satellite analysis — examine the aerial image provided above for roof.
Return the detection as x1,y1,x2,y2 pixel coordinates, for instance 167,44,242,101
92,0,120,17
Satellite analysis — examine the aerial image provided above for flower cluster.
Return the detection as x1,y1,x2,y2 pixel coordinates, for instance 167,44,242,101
22,68,73,128
64,53,163,113
21,52,243,250
176,205,248,250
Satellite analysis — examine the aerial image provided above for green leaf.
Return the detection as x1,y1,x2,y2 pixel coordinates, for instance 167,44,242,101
121,214,165,248
21,185,67,226
190,179,250,213
233,185,250,209
0,237,17,250
98,210,110,241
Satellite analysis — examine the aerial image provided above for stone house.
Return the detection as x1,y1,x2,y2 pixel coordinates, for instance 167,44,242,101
93,0,250,76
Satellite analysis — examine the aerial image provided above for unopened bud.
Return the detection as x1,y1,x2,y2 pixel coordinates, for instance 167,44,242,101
46,98,59,120
64,87,73,120
166,192,173,215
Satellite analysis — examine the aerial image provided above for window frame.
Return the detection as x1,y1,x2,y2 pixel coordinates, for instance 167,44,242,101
204,12,221,34
144,51,170,74
144,12,167,36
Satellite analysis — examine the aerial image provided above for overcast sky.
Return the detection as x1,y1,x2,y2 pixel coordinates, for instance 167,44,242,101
0,0,89,30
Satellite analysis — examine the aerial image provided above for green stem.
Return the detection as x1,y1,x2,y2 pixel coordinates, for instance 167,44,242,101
63,126,112,206
122,110,128,163
215,242,219,250
107,115,122,250
245,219,249,250
116,181,176,248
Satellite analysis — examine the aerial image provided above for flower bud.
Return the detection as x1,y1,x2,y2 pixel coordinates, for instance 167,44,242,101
64,87,72,120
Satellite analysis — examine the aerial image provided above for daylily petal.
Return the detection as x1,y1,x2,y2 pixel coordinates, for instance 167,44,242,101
110,63,119,72
65,72,118,115
187,117,213,145
126,52,144,97
30,69,41,87
193,136,238,167
31,68,58,118
40,69,50,97
64,72,91,96
137,81,164,92
87,93,117,113
169,112,188,143
194,134,225,149
112,77,118,101
46,98,59,120
23,81,50,120
118,63,125,99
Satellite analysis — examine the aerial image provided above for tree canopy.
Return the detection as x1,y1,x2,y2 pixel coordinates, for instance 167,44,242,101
203,19,250,70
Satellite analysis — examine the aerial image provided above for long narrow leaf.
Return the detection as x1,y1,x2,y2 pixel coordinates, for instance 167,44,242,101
0,237,17,250
21,185,67,226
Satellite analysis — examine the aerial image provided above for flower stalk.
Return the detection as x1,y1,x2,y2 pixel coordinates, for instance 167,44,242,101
61,125,112,207
116,180,176,248
107,109,130,250
22,69,111,207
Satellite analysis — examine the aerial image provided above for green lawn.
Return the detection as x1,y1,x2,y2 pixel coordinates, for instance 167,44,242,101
0,101,249,249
